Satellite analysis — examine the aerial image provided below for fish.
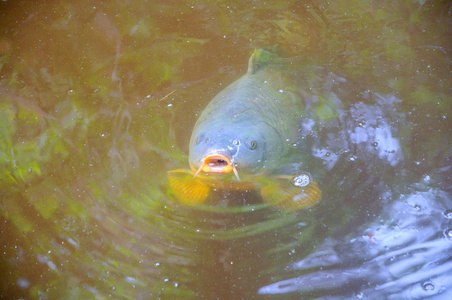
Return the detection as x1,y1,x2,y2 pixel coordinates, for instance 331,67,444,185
168,49,321,211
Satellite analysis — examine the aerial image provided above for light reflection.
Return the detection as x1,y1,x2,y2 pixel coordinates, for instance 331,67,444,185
0,0,450,299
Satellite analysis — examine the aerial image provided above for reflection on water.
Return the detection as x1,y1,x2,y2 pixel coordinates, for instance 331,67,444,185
1,0,451,299
259,187,452,299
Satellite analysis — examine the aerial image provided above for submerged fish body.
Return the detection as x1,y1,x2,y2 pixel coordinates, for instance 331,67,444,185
168,49,322,210
189,54,302,175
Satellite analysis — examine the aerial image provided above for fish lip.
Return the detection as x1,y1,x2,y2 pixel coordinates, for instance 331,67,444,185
190,152,240,181
199,153,234,174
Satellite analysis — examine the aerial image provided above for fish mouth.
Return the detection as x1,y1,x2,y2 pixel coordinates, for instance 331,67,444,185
192,153,240,180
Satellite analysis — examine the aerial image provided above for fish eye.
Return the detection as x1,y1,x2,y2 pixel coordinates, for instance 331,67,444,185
246,139,257,150
194,134,204,145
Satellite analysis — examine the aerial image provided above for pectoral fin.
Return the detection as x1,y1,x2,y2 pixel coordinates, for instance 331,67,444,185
260,174,322,211
167,169,211,205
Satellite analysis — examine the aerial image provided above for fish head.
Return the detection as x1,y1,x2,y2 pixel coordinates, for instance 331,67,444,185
189,123,274,179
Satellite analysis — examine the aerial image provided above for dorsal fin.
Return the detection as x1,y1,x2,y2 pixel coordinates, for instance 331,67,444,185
247,48,275,75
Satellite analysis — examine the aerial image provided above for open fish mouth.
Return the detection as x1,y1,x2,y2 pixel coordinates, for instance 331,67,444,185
193,153,240,180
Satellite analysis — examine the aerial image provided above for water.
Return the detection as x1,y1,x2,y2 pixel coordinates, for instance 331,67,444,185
0,0,450,299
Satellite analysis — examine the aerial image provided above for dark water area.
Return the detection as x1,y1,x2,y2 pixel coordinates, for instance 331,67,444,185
0,0,451,299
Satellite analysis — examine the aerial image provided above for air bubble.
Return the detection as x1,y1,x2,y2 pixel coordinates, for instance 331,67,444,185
293,174,310,187
413,204,421,211
17,278,30,289
372,142,378,147
444,228,452,240
444,210,452,219
422,282,435,291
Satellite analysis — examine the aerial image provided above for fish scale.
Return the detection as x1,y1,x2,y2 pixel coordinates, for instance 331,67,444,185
196,68,300,142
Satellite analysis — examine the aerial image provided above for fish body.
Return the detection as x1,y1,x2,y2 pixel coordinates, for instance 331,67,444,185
189,53,302,175
168,49,321,210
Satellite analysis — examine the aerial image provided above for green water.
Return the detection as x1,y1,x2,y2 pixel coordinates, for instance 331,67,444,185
1,1,450,299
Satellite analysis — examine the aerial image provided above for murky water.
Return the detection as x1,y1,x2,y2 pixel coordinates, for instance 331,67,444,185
1,1,451,299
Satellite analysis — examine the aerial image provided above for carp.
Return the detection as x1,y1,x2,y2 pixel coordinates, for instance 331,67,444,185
168,49,321,210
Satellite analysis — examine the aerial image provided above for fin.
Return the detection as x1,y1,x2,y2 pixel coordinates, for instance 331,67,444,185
260,175,322,211
247,48,275,75
167,169,211,205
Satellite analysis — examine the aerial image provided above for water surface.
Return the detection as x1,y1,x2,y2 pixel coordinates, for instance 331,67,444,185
0,0,451,299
